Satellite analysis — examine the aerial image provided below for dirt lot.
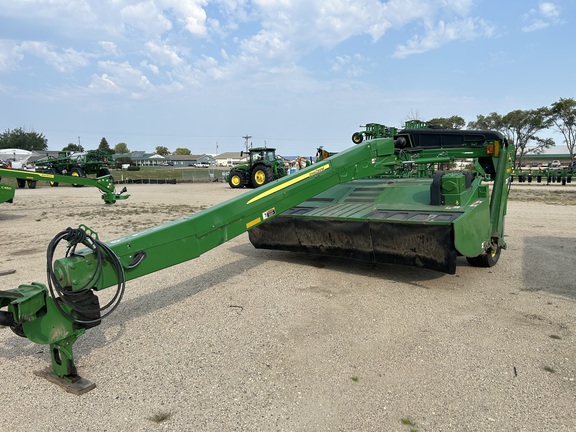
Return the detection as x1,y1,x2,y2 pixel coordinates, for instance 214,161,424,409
1,182,575,432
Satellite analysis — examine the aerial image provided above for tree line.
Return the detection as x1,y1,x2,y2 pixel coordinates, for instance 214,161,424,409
2,97,574,168
426,98,576,168
0,132,194,158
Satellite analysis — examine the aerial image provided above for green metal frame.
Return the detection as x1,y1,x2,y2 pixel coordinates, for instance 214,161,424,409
0,130,514,389
34,150,112,176
0,167,129,204
510,167,574,185
0,183,15,204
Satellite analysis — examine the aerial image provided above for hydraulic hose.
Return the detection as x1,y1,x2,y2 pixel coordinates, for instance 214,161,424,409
46,227,126,325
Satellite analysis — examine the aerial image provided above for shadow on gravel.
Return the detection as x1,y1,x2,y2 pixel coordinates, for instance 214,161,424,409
522,236,576,300
0,211,27,222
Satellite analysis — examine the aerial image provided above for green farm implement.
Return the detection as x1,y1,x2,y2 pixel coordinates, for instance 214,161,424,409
0,122,514,393
34,150,113,185
0,167,129,204
0,183,15,204
510,167,574,185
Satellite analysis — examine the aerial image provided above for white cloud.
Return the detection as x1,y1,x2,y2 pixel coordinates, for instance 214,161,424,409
540,2,560,19
0,41,24,72
331,54,365,78
0,40,91,73
98,41,120,57
167,0,209,36
522,2,562,32
120,1,173,36
393,17,495,59
235,0,491,66
19,41,90,72
89,60,152,97
145,41,186,67
141,61,160,75
0,0,499,98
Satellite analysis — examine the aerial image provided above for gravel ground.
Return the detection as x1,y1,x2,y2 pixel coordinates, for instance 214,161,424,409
0,182,575,432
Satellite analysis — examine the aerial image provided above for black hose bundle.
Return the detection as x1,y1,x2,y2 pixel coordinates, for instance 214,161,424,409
46,227,126,325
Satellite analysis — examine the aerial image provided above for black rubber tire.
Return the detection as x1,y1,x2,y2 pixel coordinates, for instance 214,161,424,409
71,167,85,187
16,178,26,188
466,247,501,268
27,180,37,189
97,167,114,182
251,165,274,188
352,132,364,144
97,168,111,177
228,170,246,188
10,322,26,338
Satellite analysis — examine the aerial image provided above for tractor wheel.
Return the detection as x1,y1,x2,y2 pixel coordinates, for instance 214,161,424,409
27,180,37,189
352,132,364,144
228,170,246,188
49,168,60,187
251,165,274,188
71,167,86,187
97,168,114,182
17,178,26,188
466,246,501,268
97,167,111,177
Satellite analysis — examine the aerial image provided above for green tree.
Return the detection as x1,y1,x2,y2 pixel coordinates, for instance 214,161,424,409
115,142,130,154
0,127,48,151
155,146,170,156
466,112,502,130
428,116,465,129
546,98,576,162
468,108,554,168
99,137,113,154
62,143,83,152
174,147,191,155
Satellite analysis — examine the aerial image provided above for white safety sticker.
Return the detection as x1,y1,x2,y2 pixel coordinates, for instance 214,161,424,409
262,208,276,219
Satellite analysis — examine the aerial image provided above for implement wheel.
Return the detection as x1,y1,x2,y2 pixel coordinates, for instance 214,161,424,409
17,178,26,188
49,168,60,186
251,165,273,188
27,180,37,189
466,246,501,268
352,132,364,144
228,170,246,188
71,167,85,187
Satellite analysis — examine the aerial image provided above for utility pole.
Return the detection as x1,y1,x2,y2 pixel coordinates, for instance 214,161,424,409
242,134,252,153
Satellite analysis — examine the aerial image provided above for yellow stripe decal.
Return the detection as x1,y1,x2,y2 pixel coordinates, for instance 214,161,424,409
246,217,262,229
246,163,331,205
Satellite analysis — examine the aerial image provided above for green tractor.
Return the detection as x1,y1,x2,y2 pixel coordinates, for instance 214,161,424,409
227,147,287,188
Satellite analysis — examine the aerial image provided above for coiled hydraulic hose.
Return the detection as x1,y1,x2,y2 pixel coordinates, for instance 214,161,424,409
46,227,126,325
